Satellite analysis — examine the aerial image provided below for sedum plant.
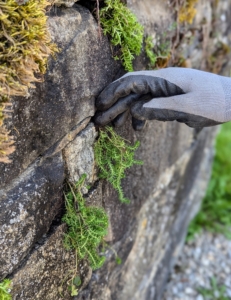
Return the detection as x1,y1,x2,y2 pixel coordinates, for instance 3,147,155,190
100,0,144,72
62,174,109,271
94,126,143,204
0,279,12,300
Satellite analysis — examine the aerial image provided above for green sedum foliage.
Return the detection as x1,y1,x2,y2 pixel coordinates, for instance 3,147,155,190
94,126,143,204
145,36,157,66
100,0,144,72
62,174,109,270
187,122,231,241
0,279,12,300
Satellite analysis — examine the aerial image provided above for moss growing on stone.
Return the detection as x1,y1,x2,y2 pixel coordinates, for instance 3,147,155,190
179,0,198,24
94,126,143,204
0,279,12,300
100,0,144,72
0,0,57,163
63,175,109,271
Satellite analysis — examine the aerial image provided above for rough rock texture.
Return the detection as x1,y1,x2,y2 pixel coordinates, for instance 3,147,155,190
11,225,92,300
64,123,98,188
163,231,231,300
0,5,120,188
0,153,64,279
53,0,79,7
77,125,216,300
1,1,231,300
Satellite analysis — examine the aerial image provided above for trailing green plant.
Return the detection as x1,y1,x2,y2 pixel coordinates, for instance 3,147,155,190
0,0,57,163
100,0,144,72
186,122,231,241
197,277,231,300
0,279,12,300
94,126,143,204
62,174,109,271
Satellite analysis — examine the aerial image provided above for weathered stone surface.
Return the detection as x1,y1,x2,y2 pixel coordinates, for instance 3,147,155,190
7,125,214,300
63,123,98,189
77,127,216,300
127,0,173,34
11,225,76,300
0,5,120,187
1,0,231,299
0,153,64,279
54,0,79,7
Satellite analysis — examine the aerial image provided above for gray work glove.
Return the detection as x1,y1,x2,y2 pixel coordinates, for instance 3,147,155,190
94,68,231,130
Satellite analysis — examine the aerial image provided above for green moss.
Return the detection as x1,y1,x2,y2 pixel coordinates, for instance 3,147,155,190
0,0,57,163
100,0,144,72
0,279,12,300
94,126,143,204
62,174,109,271
187,122,231,241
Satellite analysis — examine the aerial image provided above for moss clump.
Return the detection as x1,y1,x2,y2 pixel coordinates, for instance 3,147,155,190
100,0,144,72
179,0,198,24
0,279,12,300
62,174,109,271
94,126,143,204
0,0,57,163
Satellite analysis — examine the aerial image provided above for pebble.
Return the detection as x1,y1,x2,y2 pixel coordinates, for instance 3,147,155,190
163,231,231,300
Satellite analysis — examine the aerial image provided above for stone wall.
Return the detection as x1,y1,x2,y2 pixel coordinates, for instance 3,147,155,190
0,1,231,299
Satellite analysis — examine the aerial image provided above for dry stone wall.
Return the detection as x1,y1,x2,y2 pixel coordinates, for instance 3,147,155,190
0,1,231,300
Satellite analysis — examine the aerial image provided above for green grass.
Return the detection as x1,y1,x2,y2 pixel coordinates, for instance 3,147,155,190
198,277,231,300
187,122,231,241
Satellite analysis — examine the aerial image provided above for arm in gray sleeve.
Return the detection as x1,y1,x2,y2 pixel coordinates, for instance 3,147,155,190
94,68,231,129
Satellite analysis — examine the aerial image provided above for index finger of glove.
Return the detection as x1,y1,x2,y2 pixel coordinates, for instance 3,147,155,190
94,93,143,126
96,75,183,110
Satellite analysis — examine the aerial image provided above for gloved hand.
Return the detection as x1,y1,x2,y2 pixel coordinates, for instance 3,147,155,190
94,68,231,130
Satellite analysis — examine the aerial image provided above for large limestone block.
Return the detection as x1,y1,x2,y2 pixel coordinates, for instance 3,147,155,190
77,127,216,300
100,121,194,242
127,0,173,32
0,5,119,187
0,153,64,279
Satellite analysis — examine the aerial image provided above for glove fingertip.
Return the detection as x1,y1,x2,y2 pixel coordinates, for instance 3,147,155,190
112,110,129,128
132,117,146,131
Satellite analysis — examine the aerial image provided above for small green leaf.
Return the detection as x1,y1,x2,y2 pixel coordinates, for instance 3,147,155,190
116,256,122,265
70,285,78,296
73,276,81,287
